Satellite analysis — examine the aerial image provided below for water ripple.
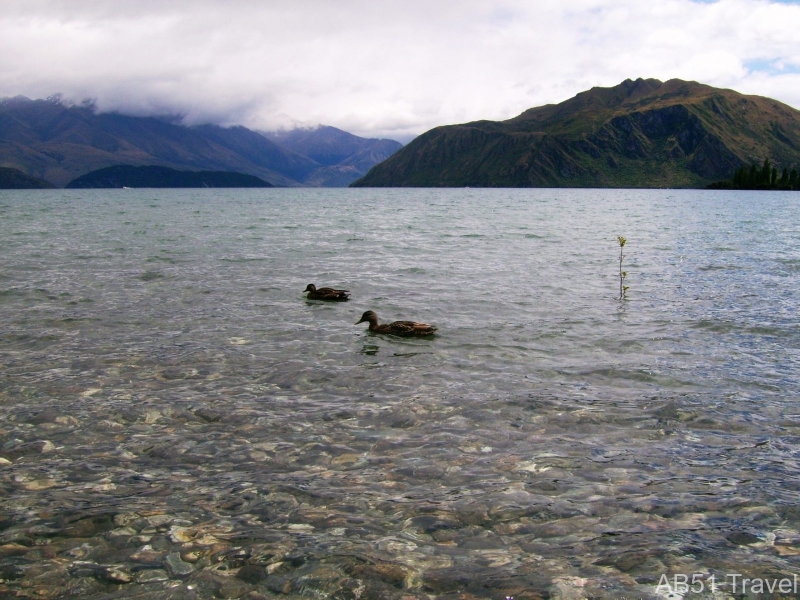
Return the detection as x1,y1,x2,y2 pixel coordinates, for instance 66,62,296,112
0,188,799,598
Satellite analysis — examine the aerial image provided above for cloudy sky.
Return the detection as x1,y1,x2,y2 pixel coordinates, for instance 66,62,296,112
1,0,799,142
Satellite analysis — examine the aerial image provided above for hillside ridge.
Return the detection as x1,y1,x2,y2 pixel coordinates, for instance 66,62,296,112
65,165,273,188
0,166,55,189
352,78,800,188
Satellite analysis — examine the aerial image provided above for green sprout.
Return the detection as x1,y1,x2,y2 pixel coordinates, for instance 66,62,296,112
617,236,628,300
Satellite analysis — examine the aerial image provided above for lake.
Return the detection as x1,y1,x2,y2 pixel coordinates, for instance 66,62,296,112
1,187,799,599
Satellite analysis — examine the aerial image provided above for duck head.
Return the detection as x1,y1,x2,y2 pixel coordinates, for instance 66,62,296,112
355,310,378,325
304,284,317,293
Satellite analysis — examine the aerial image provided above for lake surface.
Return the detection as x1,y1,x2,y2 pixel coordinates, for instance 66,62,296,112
1,188,799,599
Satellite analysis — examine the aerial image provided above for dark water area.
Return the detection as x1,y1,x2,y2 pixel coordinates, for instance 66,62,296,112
1,188,799,599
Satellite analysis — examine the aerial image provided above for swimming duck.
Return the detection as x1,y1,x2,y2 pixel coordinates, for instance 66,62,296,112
355,310,437,337
304,284,350,301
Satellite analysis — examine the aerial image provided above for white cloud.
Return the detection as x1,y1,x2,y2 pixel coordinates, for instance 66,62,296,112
0,0,799,141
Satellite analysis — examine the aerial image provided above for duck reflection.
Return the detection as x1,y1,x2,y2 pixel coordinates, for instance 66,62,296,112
360,342,380,356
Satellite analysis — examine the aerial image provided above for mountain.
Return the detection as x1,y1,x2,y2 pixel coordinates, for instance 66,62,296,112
65,165,272,188
263,126,403,186
0,96,399,188
352,78,800,188
0,166,54,189
0,96,313,187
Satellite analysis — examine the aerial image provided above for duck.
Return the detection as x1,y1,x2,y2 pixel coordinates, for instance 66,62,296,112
304,283,350,301
355,310,437,337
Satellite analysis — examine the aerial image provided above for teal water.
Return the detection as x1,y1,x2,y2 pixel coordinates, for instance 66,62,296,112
1,188,799,598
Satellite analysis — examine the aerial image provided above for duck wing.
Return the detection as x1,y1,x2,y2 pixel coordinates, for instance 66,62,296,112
388,320,437,336
314,287,350,300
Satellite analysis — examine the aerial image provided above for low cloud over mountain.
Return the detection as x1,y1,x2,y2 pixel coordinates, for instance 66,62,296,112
0,96,401,187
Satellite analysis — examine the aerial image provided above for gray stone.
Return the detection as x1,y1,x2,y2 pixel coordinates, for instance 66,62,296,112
163,551,195,578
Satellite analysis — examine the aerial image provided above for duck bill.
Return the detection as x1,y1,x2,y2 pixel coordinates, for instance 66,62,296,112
355,318,366,325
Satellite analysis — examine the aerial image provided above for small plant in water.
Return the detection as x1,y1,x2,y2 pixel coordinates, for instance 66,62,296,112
617,235,629,300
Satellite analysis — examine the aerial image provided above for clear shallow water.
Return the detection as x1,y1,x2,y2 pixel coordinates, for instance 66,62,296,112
1,188,799,599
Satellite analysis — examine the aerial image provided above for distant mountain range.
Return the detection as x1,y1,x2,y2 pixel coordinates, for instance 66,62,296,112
353,78,800,188
0,96,402,188
263,126,403,187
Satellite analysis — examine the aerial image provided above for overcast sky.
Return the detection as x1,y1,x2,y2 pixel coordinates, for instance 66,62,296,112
1,0,799,142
